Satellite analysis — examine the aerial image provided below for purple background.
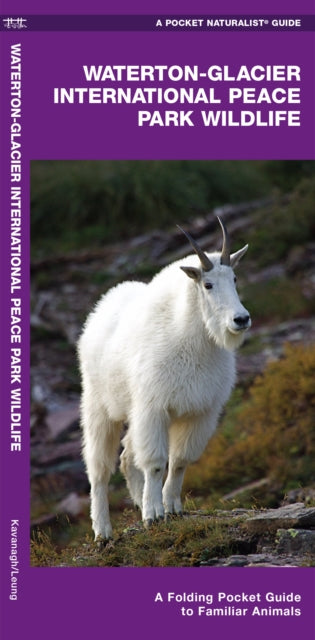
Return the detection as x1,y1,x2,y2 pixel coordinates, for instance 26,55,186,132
18,30,315,160
1,1,315,639
2,0,315,14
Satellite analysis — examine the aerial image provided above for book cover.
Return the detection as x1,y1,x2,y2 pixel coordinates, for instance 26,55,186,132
1,1,314,638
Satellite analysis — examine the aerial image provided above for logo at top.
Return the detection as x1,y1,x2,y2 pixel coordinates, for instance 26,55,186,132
3,18,27,29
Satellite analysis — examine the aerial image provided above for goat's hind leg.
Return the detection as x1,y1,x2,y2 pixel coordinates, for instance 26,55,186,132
82,397,122,541
120,431,144,511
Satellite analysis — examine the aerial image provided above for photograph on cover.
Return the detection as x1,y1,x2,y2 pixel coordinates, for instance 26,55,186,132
30,159,315,568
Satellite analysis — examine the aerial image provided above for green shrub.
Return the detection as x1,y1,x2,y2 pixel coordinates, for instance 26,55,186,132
185,343,315,498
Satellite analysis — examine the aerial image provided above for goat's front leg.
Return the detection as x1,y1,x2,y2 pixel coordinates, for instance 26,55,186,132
142,465,166,526
163,413,217,518
130,407,169,528
162,462,186,517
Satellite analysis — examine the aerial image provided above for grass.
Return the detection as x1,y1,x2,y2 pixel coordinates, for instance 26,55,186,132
30,509,252,567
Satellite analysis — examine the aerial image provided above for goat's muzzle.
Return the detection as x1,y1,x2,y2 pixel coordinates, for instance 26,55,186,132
232,313,251,332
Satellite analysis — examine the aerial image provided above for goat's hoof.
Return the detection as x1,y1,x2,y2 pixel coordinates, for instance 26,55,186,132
144,514,164,528
144,518,154,529
95,535,112,549
165,511,183,522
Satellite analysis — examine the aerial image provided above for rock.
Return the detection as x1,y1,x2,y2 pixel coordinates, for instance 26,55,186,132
276,529,315,555
225,555,249,567
56,492,90,517
190,503,315,567
31,513,61,528
282,486,315,505
46,401,80,440
33,440,81,466
247,264,285,284
199,552,303,568
222,478,270,501
245,503,315,534
286,243,315,275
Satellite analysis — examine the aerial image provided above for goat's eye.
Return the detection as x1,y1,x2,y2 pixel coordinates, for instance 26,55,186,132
204,282,213,290
234,276,237,284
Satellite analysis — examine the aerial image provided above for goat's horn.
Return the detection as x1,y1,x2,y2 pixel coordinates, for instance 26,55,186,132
217,216,231,266
177,225,213,272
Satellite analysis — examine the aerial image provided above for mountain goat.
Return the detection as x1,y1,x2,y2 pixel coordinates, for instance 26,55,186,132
78,217,251,540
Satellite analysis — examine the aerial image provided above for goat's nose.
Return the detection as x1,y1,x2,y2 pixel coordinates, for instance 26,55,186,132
234,313,251,328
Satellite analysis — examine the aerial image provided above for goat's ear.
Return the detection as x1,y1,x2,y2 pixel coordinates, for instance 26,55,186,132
230,244,248,268
180,266,202,282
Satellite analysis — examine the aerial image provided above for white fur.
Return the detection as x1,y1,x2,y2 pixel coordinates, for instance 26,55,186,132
78,243,251,539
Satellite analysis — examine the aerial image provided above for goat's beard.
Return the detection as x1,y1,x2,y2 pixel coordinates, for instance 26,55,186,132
205,317,246,352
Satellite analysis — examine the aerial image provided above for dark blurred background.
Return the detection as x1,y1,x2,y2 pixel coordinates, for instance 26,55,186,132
31,159,315,258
